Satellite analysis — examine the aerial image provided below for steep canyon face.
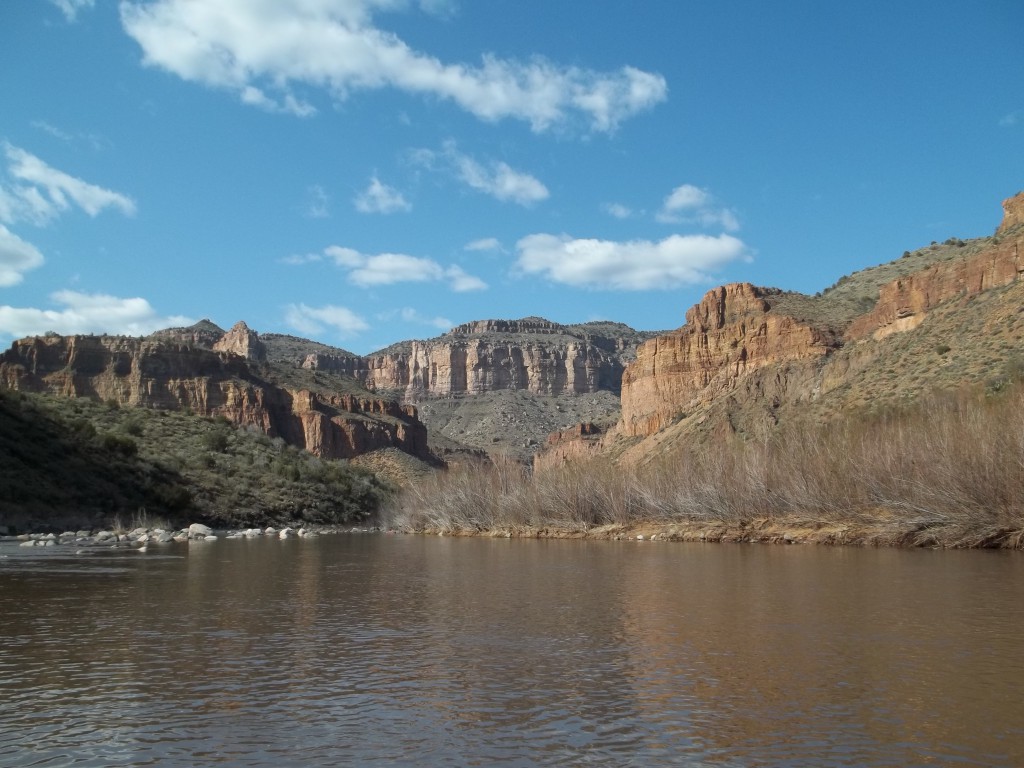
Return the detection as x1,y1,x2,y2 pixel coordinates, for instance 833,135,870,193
300,318,653,398
619,284,837,439
298,318,657,462
0,323,429,462
538,191,1024,468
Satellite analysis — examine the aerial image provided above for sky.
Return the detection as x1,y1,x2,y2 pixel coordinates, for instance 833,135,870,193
1,1,1022,354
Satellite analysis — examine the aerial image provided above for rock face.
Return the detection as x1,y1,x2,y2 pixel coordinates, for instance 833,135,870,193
537,191,1024,468
212,321,266,362
997,190,1024,235
0,328,429,462
360,318,652,398
619,284,836,438
848,221,1022,341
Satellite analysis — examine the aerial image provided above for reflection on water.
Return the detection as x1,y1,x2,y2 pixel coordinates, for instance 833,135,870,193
1,536,1022,766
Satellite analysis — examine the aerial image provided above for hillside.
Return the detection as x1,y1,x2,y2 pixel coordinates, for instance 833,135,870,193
0,321,432,466
390,191,1024,547
538,190,1024,468
0,389,390,534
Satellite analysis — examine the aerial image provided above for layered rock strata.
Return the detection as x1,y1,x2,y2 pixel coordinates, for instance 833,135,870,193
359,318,651,397
0,333,428,461
848,194,1023,341
539,190,1024,467
619,283,837,438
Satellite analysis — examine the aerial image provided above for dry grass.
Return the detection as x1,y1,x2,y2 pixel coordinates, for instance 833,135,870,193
384,381,1024,548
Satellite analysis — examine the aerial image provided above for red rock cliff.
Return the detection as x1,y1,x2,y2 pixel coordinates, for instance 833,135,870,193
0,333,429,462
619,284,836,439
848,199,1023,341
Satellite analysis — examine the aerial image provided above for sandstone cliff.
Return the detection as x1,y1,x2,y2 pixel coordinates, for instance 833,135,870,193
359,318,654,398
619,284,837,439
536,190,1024,469
0,329,429,463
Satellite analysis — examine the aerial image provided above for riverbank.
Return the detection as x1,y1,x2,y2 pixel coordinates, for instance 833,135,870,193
3,522,382,551
392,516,1024,548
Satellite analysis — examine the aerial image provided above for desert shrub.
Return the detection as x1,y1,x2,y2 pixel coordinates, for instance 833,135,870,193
385,381,1024,547
101,432,138,457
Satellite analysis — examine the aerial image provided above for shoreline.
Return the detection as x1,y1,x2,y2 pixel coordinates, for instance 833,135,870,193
391,517,1024,549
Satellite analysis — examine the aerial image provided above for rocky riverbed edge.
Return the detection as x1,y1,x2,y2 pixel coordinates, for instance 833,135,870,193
3,522,381,550
393,517,1024,549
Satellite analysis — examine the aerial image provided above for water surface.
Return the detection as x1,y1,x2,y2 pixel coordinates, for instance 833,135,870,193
1,535,1021,766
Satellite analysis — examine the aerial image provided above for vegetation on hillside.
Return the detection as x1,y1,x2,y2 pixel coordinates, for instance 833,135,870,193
385,377,1024,548
0,390,390,534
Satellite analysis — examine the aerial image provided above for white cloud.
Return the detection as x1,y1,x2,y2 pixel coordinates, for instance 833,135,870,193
326,246,443,286
656,183,739,231
464,237,501,252
1,143,136,226
456,157,549,205
280,252,323,266
0,290,191,338
50,0,95,21
446,264,487,292
354,177,411,214
0,225,45,287
119,0,666,133
284,303,369,337
303,244,486,291
417,142,548,205
603,202,633,219
999,110,1021,127
515,232,748,291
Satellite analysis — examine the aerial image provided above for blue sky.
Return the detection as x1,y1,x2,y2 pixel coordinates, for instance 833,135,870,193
1,1,1021,354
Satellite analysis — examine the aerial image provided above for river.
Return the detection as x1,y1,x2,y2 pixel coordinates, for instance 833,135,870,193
1,534,1021,766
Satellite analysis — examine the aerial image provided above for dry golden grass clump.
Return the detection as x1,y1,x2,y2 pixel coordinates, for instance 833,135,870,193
385,379,1024,548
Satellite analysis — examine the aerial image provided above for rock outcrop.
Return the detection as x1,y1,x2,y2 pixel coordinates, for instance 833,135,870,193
997,190,1024,235
847,197,1023,341
0,329,429,462
360,318,653,398
619,283,837,439
537,191,1024,469
212,320,267,362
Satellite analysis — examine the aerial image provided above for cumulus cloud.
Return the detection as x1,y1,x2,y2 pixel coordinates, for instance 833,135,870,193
0,290,191,338
999,110,1021,127
284,303,369,337
1,143,136,226
416,142,548,205
50,0,95,21
0,226,45,287
464,237,501,252
303,245,487,291
515,232,748,290
657,184,739,231
354,177,411,214
119,0,666,132
445,264,487,292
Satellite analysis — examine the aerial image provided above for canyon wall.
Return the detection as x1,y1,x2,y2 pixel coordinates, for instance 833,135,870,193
848,198,1023,341
619,283,837,439
0,333,429,462
355,318,651,398
538,190,1024,468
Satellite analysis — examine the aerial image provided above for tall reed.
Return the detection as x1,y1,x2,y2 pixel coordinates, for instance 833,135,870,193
384,382,1024,547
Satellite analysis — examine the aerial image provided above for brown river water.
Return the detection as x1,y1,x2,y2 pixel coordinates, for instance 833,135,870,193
1,534,1022,766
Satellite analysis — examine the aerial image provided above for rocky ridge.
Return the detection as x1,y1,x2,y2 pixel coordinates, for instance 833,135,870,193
538,190,1024,469
0,323,430,463
277,317,657,461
